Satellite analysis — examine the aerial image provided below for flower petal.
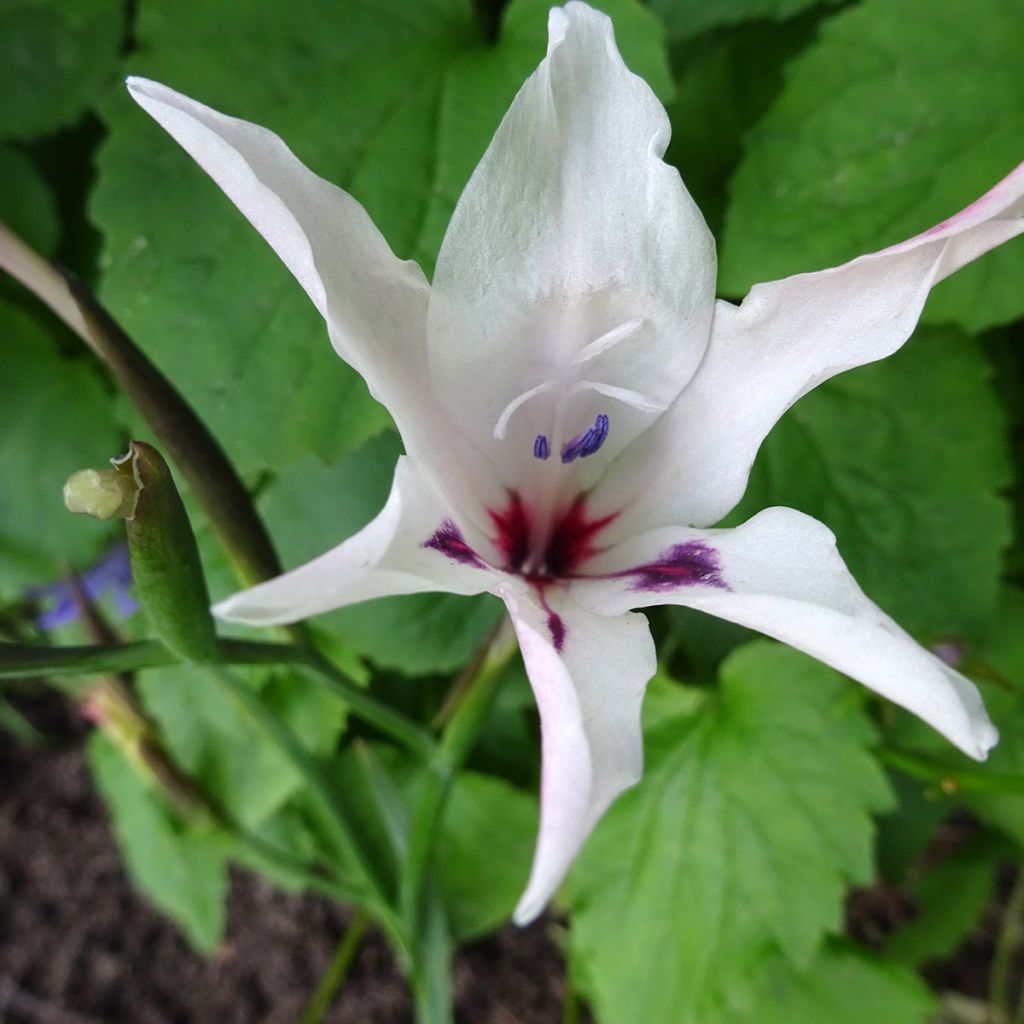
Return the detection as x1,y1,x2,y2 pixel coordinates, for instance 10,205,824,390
428,3,715,477
596,160,1024,534
126,77,431,436
213,457,496,625
574,506,997,761
498,582,656,924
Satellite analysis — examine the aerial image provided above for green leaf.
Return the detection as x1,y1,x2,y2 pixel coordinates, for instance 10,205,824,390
0,0,123,140
719,0,1024,332
664,15,820,236
136,664,348,829
723,942,934,1024
567,642,891,1024
88,732,228,954
650,0,840,43
92,0,669,479
432,771,536,940
0,144,58,254
726,327,1011,640
0,298,123,598
888,589,1024,849
885,839,998,969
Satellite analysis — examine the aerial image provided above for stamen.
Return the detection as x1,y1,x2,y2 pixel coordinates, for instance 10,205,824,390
570,316,644,366
492,380,556,440
534,434,551,460
561,413,610,463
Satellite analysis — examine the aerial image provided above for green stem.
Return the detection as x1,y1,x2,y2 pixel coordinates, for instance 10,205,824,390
400,622,517,949
299,909,371,1024
991,868,1024,1024
879,747,1024,794
0,638,307,680
208,666,403,945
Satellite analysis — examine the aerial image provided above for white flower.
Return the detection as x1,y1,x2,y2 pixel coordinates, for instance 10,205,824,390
127,2,1023,925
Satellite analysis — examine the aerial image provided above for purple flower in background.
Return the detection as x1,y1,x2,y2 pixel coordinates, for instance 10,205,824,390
30,545,137,630
127,2,1022,923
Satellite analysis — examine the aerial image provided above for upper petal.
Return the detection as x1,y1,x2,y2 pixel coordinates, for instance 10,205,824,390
573,506,997,761
214,457,497,625
498,582,656,924
126,78,431,440
427,3,715,482
595,159,1024,535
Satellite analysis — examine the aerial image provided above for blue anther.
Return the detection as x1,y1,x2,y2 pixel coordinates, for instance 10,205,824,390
534,434,551,460
560,413,610,464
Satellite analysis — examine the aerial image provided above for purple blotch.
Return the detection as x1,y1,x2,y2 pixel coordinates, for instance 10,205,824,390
546,611,566,652
423,519,486,569
534,434,551,460
561,413,610,464
625,540,728,593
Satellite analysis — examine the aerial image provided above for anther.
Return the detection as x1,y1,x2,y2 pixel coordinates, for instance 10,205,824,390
534,434,551,460
560,413,610,463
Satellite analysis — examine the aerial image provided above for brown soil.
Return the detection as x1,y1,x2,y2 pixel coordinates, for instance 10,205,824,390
0,696,581,1024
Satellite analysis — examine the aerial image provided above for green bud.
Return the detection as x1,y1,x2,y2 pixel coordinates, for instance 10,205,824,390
63,468,138,520
118,441,218,663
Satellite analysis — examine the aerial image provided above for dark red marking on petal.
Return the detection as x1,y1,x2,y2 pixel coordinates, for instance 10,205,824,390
623,540,728,592
489,491,532,573
545,497,618,577
423,519,486,569
531,579,566,653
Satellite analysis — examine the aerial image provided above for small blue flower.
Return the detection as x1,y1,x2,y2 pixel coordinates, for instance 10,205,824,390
29,545,137,630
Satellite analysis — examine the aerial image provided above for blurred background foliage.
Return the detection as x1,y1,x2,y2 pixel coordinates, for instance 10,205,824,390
1,0,1023,1021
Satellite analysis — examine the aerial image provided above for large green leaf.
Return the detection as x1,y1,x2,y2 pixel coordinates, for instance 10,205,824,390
651,0,840,42
568,642,891,1024
726,328,1011,640
0,0,123,140
0,144,58,254
719,0,1024,331
92,0,668,479
136,664,348,829
0,298,123,597
724,942,934,1024
89,732,228,954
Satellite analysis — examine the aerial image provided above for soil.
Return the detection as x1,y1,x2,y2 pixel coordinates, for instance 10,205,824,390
0,693,582,1024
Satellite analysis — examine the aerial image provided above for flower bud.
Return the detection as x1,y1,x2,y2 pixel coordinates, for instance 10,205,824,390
116,441,218,662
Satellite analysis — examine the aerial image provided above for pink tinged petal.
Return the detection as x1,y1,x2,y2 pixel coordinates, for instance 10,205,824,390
124,77,431,439
427,2,715,475
499,583,656,925
598,159,1024,536
213,458,497,626
575,507,997,762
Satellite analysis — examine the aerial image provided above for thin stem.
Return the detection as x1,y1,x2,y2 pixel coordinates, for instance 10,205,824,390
879,747,1024,795
401,621,517,944
0,637,308,681
299,909,371,1024
991,868,1024,1024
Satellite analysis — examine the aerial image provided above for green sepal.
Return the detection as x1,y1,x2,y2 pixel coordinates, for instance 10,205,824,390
120,440,218,662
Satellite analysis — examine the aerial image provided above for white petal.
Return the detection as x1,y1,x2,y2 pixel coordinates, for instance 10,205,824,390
126,77,431,435
214,457,497,625
573,506,997,761
596,160,1024,534
427,3,714,476
498,582,656,924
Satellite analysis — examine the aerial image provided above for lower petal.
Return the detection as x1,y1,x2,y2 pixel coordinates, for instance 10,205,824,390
214,457,497,625
498,583,656,925
573,506,997,761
